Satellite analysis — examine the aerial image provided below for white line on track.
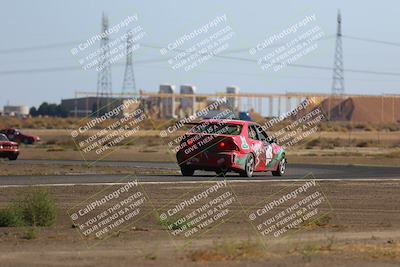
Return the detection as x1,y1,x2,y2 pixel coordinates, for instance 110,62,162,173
0,178,399,188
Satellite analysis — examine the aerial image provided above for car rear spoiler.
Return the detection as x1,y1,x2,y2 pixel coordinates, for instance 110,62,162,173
183,122,202,125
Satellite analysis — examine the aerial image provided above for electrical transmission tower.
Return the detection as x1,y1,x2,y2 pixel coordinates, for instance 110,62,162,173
96,13,113,115
122,30,137,97
331,10,345,95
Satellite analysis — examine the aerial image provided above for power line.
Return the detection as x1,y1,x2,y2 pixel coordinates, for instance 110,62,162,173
0,35,399,77
0,57,170,75
0,41,81,54
0,34,336,55
2,53,400,78
342,35,400,47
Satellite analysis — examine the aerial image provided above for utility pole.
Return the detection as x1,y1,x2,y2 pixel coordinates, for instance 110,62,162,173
96,13,113,116
122,30,137,98
331,10,345,95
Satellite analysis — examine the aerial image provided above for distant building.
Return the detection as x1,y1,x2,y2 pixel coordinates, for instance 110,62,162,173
61,97,142,118
61,97,123,117
180,85,196,117
3,105,29,117
159,84,176,118
60,84,243,119
226,86,240,111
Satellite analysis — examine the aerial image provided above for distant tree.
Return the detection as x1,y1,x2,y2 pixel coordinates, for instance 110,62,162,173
37,102,49,116
29,107,38,117
31,102,69,117
46,104,58,116
56,105,69,118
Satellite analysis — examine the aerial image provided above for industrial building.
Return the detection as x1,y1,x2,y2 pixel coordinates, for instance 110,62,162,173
2,105,30,117
64,86,400,123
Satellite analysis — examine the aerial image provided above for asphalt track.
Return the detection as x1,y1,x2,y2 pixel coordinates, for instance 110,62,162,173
0,159,399,185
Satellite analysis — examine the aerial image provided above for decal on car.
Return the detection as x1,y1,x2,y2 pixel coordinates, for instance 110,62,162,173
239,136,249,150
265,144,273,166
234,154,247,170
251,142,263,167
267,149,285,169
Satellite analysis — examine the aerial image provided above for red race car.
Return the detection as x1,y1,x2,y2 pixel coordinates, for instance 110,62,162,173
0,128,40,144
0,133,19,160
176,119,287,177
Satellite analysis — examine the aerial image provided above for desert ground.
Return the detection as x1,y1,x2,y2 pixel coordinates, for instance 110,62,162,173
0,181,399,267
0,125,399,267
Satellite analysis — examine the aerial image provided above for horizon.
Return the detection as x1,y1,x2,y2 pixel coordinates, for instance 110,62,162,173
1,0,399,108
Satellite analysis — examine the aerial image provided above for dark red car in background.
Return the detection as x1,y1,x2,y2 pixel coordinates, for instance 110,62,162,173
0,128,40,144
0,133,19,160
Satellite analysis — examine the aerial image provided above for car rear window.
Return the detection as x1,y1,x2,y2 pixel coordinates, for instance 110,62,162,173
190,123,242,135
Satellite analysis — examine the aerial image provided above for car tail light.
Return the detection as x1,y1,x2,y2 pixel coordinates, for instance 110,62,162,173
217,140,238,151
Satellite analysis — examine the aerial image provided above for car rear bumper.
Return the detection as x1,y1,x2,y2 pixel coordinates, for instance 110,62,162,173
177,151,247,172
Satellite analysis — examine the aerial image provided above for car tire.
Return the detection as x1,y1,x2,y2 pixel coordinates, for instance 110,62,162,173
180,166,195,176
272,158,286,176
8,154,18,161
239,154,255,178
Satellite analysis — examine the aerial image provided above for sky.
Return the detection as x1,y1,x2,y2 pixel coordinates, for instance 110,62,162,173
0,0,399,108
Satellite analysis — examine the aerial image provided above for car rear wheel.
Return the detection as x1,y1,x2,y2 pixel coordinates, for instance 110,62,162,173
272,158,286,176
239,154,254,178
180,166,195,176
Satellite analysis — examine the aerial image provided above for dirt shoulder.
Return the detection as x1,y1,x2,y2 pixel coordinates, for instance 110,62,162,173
0,181,399,267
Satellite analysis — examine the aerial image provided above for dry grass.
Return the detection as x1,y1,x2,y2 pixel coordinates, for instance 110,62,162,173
0,117,167,130
288,237,399,262
303,214,332,228
338,242,400,259
186,239,265,262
